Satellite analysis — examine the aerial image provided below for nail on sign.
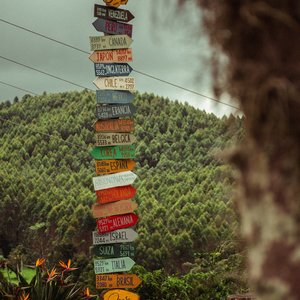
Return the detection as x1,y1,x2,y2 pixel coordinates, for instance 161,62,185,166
90,35,132,51
89,49,132,63
92,200,138,218
93,18,133,37
94,119,134,133
94,5,134,23
92,228,138,245
91,145,136,160
96,104,136,119
96,185,136,204
96,90,134,104
93,76,135,91
95,159,136,175
96,274,141,289
94,257,135,274
103,289,140,300
93,171,137,191
92,243,135,259
94,63,133,77
97,213,138,234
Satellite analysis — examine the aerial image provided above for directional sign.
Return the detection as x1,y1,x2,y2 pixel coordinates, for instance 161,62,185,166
92,228,138,245
97,213,138,234
96,185,136,204
94,257,135,274
104,290,140,300
89,49,132,63
92,243,135,259
94,119,134,133
93,76,135,91
91,145,136,160
95,159,136,175
96,133,136,147
94,63,133,77
96,90,134,104
94,5,134,23
96,104,136,119
92,200,138,218
96,273,141,289
103,0,129,8
93,171,137,191
90,35,133,51
93,18,133,37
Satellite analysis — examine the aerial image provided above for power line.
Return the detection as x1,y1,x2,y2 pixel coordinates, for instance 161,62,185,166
0,55,93,91
0,80,38,95
0,17,240,111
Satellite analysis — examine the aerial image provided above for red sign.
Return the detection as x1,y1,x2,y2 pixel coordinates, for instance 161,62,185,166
96,185,137,204
97,213,138,234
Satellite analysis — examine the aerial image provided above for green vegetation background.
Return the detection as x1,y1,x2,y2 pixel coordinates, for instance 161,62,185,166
0,90,246,299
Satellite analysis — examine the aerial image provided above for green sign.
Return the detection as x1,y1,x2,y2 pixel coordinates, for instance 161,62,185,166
94,257,135,274
90,145,135,160
92,243,135,258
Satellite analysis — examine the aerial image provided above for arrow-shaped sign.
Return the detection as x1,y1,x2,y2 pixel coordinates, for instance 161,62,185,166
96,185,136,204
90,35,133,51
91,145,136,160
94,119,134,133
94,63,133,77
92,200,138,218
94,4,134,23
97,213,138,234
95,133,136,147
94,257,135,274
92,243,135,259
89,49,133,63
96,104,136,119
103,0,129,8
92,228,138,245
96,90,134,104
95,159,136,175
96,273,141,289
93,76,135,91
93,18,133,37
93,171,137,191
104,289,140,300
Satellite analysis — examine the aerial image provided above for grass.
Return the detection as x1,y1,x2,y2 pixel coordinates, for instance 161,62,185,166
1,267,35,284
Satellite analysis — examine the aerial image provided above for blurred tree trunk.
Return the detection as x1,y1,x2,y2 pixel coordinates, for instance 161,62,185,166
179,1,300,299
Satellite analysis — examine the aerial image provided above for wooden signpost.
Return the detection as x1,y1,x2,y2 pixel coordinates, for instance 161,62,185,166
94,119,134,133
94,63,133,77
92,243,135,258
96,213,138,234
95,185,137,203
91,145,136,160
94,4,134,22
95,133,136,147
103,289,140,300
95,103,136,119
93,76,135,91
93,171,137,191
89,49,132,63
95,159,135,175
92,18,133,37
103,0,129,8
94,257,135,274
90,35,132,51
96,90,134,104
96,273,141,289
92,228,138,245
92,200,138,218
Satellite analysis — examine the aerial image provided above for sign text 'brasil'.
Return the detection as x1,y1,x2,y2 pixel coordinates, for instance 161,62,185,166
96,273,141,289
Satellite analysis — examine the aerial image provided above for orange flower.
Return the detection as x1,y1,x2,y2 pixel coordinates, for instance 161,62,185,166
35,258,45,267
84,287,90,297
18,291,30,300
47,268,57,282
58,259,78,272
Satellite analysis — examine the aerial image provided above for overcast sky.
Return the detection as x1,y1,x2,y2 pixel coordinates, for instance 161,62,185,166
0,0,238,116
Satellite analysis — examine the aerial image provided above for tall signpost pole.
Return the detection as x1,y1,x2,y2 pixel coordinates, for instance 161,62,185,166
89,1,141,298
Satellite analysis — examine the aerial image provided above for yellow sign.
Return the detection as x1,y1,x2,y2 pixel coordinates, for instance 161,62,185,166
103,289,139,300
103,0,128,8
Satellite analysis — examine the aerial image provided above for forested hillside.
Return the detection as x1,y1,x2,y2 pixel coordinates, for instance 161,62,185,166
0,90,246,298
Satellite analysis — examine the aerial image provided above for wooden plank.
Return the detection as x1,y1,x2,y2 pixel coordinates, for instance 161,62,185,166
96,90,134,104
95,159,135,175
96,274,141,289
92,243,135,259
94,5,134,23
103,0,129,8
92,200,138,218
94,119,134,133
104,290,140,300
89,49,132,63
94,257,135,274
92,228,138,245
91,145,136,160
90,35,132,51
94,63,133,77
93,18,133,37
96,104,136,119
95,185,137,203
93,76,135,91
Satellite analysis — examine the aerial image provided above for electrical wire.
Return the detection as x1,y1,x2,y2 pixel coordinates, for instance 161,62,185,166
0,80,38,95
0,17,240,110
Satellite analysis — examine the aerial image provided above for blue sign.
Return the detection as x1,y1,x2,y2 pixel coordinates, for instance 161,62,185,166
96,90,134,104
94,63,133,77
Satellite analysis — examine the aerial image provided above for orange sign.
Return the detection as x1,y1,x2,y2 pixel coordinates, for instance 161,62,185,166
96,273,141,289
96,185,136,204
94,119,134,133
103,0,128,8
92,200,138,218
95,159,135,175
89,49,132,63
103,289,139,300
